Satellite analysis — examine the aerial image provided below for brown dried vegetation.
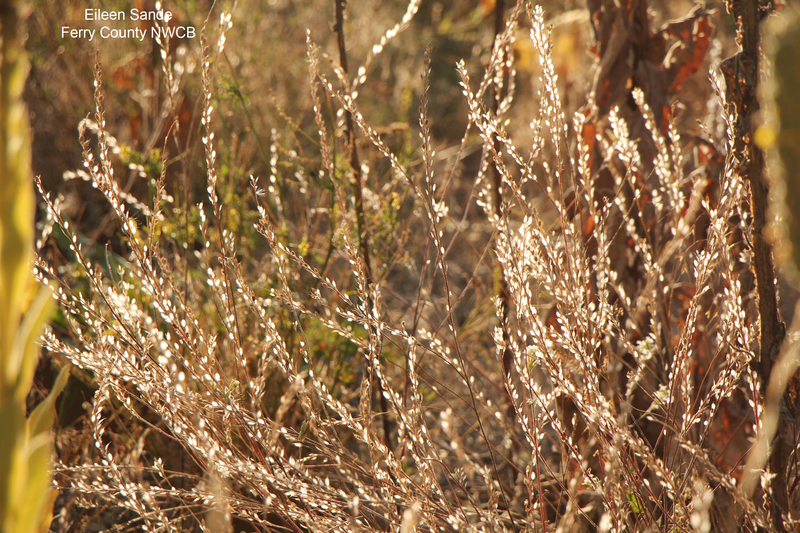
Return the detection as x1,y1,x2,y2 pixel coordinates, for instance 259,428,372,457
24,0,800,531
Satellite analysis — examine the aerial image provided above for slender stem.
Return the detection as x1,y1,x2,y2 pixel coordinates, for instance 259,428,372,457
488,4,522,529
334,0,372,284
722,0,786,529
490,0,514,414
333,0,393,453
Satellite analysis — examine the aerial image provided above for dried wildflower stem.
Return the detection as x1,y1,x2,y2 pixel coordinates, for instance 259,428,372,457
726,0,783,392
490,0,514,414
333,0,394,452
722,0,787,528
334,0,372,284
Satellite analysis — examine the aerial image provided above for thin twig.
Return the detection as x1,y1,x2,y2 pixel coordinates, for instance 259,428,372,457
722,0,786,529
490,0,515,417
333,0,393,454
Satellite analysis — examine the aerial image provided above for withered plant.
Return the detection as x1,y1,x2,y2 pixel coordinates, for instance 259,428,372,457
33,0,800,531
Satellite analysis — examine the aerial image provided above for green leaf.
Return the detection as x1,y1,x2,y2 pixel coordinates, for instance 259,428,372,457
9,284,53,403
13,433,54,533
27,365,70,438
0,398,25,530
627,491,643,514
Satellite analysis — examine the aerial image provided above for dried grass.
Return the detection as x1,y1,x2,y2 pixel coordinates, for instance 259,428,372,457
33,1,800,531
